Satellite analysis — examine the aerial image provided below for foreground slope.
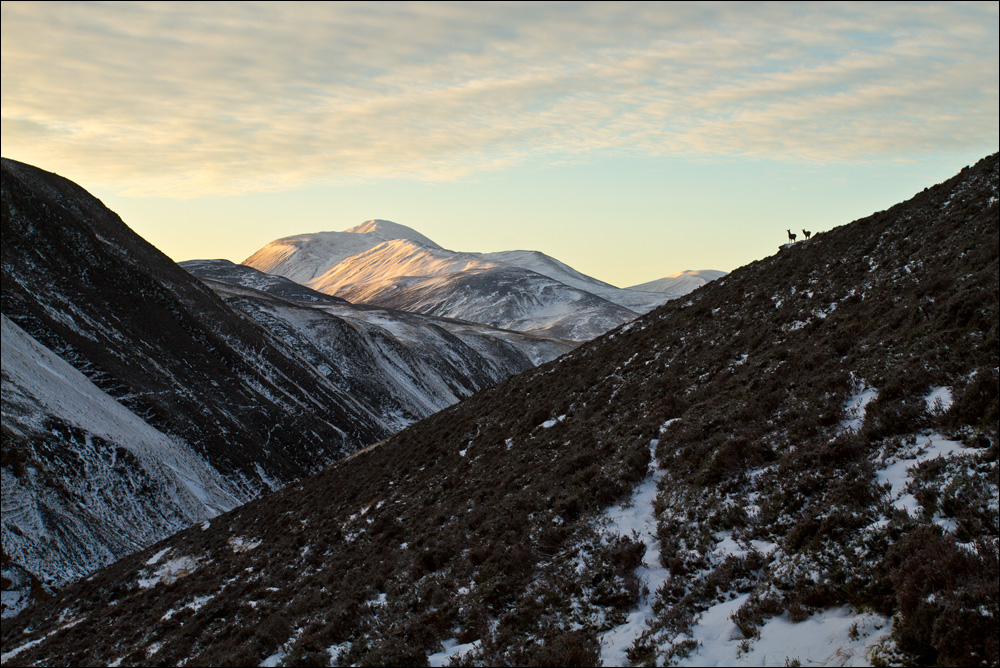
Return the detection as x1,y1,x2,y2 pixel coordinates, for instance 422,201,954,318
2,155,996,667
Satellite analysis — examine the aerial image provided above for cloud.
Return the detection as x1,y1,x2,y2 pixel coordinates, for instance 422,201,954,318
2,1,997,196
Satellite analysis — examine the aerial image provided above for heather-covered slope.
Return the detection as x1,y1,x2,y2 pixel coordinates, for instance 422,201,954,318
2,155,996,667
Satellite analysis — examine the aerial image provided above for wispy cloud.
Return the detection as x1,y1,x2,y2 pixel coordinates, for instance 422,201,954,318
2,1,997,195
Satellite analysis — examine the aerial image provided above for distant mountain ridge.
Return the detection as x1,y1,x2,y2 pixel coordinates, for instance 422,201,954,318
627,269,728,295
243,220,724,340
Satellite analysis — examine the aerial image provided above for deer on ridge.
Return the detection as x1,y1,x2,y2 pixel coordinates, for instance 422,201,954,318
787,229,797,243
802,229,812,240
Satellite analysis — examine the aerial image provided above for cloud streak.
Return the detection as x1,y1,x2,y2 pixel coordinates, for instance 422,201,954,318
2,1,997,195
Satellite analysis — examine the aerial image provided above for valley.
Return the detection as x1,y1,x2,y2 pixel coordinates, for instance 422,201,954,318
1,154,995,666
0,159,572,615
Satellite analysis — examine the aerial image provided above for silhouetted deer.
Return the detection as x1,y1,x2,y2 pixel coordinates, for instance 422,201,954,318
787,229,797,243
802,229,812,240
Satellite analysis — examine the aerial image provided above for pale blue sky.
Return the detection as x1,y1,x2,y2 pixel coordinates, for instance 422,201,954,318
2,1,997,286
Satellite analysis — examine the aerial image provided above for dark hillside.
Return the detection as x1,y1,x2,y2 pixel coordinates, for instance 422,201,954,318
2,159,386,481
2,154,996,666
1,158,390,600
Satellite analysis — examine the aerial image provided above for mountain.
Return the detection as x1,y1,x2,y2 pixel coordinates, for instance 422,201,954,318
4,155,994,666
180,259,350,305
181,260,575,431
243,220,722,340
0,157,385,610
326,249,642,342
0,159,569,617
242,220,443,286
1,314,248,617
627,269,729,296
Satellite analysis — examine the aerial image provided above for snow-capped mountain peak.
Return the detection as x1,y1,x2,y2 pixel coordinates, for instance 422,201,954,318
244,221,726,341
242,220,443,286
343,219,442,249
307,239,497,298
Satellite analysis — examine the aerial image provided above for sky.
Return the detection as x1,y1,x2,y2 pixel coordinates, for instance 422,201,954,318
2,1,997,288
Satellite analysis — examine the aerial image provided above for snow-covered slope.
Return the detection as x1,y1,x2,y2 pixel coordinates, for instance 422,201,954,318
1,315,249,608
180,259,349,305
1,158,403,606
307,239,496,298
243,221,718,340
1,158,384,484
184,265,575,431
477,249,682,312
182,259,573,364
350,265,641,342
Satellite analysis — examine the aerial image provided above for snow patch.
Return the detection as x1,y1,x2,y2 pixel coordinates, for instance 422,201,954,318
598,439,668,667
229,536,262,552
676,604,891,667
146,547,171,566
137,555,200,589
876,433,968,518
842,383,877,432
924,386,953,413
428,638,482,667
0,616,84,663
185,594,214,614
260,626,304,667
0,589,29,620
327,642,351,664
541,414,567,429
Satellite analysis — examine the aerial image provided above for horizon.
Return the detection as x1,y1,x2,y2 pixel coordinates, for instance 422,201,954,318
2,1,997,287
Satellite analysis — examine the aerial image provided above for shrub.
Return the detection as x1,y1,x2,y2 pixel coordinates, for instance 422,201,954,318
255,614,292,655
945,367,999,436
731,593,783,639
889,529,999,666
